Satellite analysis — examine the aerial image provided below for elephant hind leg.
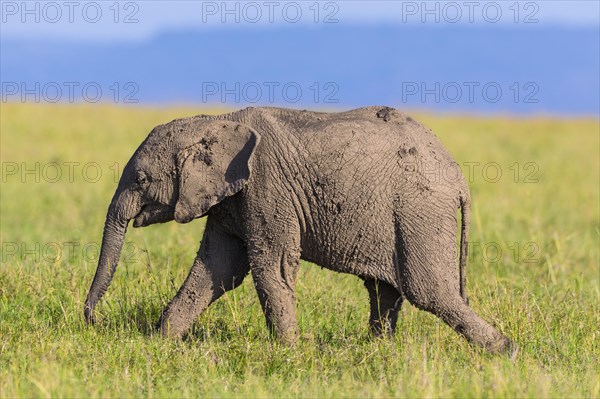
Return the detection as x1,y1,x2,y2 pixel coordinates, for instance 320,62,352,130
406,287,512,353
364,278,403,337
395,200,513,354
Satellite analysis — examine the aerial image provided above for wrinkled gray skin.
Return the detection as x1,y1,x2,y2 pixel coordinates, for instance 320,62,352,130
84,106,513,354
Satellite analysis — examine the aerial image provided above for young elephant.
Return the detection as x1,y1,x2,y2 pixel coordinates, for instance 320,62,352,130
84,106,513,354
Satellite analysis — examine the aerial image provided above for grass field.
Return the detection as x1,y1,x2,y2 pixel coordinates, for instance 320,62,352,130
1,103,598,398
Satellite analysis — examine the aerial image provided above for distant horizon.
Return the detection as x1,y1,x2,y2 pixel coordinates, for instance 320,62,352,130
4,100,598,120
2,13,598,117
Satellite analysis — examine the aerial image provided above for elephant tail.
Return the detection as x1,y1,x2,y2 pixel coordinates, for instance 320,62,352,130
459,192,470,303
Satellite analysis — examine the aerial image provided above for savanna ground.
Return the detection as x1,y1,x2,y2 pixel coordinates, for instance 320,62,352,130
0,103,598,398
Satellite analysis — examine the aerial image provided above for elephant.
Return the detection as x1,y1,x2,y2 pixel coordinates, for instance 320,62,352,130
84,106,514,354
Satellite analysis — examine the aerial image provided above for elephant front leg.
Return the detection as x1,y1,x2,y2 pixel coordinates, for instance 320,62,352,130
159,220,249,338
364,279,403,337
249,247,301,344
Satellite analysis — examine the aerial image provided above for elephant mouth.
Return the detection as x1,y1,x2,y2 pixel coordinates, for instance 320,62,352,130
133,204,175,227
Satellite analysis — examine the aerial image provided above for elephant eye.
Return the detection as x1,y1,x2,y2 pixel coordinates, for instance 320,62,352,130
136,171,149,186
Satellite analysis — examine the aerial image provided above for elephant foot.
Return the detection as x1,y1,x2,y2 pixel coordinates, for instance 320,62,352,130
157,311,188,339
84,305,96,325
286,330,300,345
495,338,518,360
481,335,518,359
369,320,396,338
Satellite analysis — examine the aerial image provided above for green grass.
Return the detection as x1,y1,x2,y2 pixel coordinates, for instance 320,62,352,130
1,103,599,398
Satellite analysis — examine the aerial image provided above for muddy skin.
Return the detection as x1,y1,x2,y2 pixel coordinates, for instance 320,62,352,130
84,106,515,355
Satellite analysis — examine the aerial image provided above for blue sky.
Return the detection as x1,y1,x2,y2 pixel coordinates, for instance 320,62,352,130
1,1,599,42
1,1,598,115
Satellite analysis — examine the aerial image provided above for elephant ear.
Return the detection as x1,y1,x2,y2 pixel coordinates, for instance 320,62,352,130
174,121,260,224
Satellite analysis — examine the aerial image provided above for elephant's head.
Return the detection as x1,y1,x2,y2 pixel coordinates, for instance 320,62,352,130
84,118,260,323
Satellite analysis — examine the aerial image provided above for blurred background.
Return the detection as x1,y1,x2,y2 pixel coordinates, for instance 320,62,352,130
1,0,599,116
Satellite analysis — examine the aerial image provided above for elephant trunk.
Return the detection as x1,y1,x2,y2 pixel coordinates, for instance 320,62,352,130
84,191,137,324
